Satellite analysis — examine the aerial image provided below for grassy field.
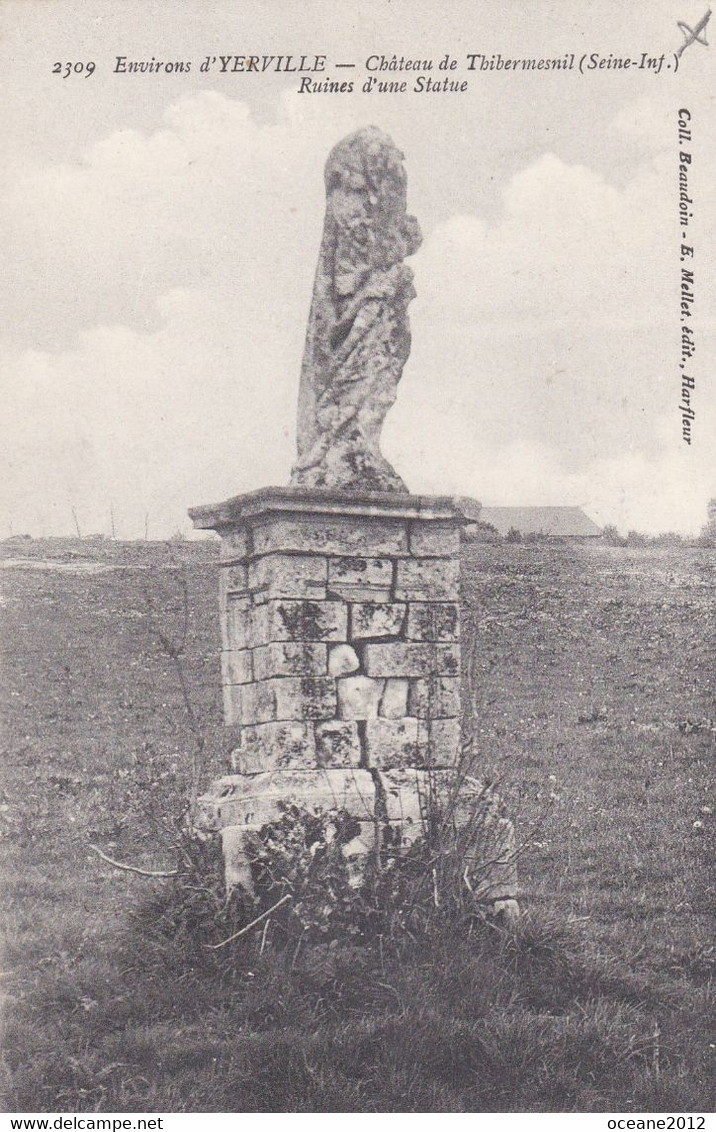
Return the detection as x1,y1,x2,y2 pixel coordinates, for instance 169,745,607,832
0,535,713,1112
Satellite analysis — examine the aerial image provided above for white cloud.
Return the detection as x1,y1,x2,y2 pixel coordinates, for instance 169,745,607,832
387,139,712,532
0,287,297,537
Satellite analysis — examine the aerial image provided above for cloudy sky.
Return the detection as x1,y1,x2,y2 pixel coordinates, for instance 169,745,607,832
1,0,713,537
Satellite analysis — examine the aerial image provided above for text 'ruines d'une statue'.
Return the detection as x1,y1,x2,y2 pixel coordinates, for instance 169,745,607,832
290,126,422,494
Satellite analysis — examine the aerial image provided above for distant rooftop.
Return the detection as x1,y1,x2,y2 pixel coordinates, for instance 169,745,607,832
478,506,602,537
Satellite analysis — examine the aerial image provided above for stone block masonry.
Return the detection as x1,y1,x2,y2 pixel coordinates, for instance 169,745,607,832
191,488,516,910
190,488,465,774
191,485,477,828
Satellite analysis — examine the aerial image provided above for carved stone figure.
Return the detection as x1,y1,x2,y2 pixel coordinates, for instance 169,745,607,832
290,127,422,493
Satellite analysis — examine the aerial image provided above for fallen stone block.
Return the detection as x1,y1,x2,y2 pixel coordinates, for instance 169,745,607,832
379,766,434,822
198,767,377,829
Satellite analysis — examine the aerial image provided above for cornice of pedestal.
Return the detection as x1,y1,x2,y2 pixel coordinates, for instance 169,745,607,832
189,485,482,531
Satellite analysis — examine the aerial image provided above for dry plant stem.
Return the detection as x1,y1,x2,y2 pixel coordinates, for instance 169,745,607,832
204,894,293,950
88,843,179,878
142,562,204,822
652,1019,661,1080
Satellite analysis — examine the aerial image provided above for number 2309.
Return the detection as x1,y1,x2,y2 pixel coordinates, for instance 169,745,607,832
52,61,96,77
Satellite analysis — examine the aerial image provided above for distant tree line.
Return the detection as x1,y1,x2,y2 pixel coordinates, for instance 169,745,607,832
602,524,715,548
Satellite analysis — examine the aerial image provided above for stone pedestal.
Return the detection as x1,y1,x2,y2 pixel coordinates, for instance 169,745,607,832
189,487,516,907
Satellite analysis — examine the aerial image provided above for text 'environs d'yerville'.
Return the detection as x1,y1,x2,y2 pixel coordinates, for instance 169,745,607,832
52,50,685,90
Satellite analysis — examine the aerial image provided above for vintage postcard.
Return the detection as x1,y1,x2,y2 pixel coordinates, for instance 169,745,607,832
1,0,713,1120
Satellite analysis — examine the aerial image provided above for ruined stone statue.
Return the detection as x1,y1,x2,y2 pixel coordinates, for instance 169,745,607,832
290,127,422,493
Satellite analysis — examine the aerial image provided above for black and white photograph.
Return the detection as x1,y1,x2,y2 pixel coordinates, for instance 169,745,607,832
1,0,713,1119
